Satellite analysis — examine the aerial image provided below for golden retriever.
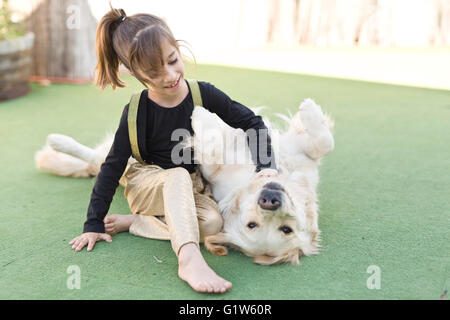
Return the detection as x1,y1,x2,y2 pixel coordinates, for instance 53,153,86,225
35,98,334,265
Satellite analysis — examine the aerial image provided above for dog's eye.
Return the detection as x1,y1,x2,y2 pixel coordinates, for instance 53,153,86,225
247,222,258,229
279,226,293,234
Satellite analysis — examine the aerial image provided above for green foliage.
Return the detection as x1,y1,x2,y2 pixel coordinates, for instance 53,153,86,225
0,0,25,41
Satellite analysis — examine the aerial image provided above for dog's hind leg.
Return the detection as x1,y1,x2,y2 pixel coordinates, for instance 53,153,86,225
35,133,113,178
35,145,97,177
47,134,96,163
288,99,334,160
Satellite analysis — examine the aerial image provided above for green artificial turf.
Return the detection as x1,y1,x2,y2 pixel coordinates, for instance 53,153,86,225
0,63,449,300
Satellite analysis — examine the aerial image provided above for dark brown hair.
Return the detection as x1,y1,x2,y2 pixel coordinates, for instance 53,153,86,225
94,5,183,90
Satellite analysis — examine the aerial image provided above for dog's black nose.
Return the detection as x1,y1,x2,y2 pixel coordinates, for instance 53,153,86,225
263,182,283,191
258,189,282,211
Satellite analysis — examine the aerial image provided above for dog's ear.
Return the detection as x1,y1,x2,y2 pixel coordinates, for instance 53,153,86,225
253,250,300,265
284,250,300,265
204,233,229,256
253,255,279,265
304,192,320,250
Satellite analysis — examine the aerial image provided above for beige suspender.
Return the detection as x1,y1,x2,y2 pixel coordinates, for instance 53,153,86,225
186,78,203,107
127,79,202,165
127,92,146,165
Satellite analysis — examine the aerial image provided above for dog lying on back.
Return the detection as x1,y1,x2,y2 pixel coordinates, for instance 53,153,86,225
35,98,334,265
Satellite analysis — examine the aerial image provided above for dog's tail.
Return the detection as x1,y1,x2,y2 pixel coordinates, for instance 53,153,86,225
34,144,98,178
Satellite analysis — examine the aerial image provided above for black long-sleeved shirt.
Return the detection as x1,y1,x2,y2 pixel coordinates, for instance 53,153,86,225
83,80,276,233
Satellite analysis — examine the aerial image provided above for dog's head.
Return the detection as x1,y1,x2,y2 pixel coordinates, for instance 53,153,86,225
205,171,320,265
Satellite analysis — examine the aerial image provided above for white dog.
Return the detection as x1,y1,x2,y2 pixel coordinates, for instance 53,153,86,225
35,98,334,265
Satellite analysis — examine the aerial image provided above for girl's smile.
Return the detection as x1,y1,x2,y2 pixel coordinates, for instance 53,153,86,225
164,75,181,90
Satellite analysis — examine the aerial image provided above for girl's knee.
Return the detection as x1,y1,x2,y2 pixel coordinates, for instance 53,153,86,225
168,167,191,179
166,167,192,186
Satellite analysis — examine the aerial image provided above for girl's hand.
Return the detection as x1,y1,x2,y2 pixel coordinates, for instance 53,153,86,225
69,232,112,252
256,168,279,178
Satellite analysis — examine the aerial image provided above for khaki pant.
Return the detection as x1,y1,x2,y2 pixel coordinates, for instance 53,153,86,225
121,161,223,255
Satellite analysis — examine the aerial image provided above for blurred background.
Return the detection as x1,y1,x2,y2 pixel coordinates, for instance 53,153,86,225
2,0,450,101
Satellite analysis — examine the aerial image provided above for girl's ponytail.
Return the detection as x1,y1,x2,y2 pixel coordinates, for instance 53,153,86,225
94,6,127,90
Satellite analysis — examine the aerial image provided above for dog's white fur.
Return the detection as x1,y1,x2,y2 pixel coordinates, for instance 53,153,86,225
35,98,334,265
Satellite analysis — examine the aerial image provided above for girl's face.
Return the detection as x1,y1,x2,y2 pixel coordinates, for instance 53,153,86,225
146,39,186,96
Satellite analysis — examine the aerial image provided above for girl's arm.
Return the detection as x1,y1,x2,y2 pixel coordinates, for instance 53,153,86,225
199,82,277,172
83,105,132,233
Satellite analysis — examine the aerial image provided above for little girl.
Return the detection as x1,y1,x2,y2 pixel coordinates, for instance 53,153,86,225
69,6,278,294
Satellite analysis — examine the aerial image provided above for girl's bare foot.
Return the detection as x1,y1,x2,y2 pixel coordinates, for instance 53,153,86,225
104,214,137,236
178,242,232,293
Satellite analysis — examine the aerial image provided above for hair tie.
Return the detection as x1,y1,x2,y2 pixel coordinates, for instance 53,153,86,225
117,15,126,24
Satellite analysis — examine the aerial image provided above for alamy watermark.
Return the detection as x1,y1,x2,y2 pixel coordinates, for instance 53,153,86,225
366,265,381,290
66,265,81,290
170,125,280,166
66,5,81,30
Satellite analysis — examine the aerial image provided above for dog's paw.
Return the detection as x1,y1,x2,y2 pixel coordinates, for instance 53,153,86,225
299,99,327,137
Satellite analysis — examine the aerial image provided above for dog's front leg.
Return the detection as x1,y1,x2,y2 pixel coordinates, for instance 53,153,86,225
191,107,255,201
